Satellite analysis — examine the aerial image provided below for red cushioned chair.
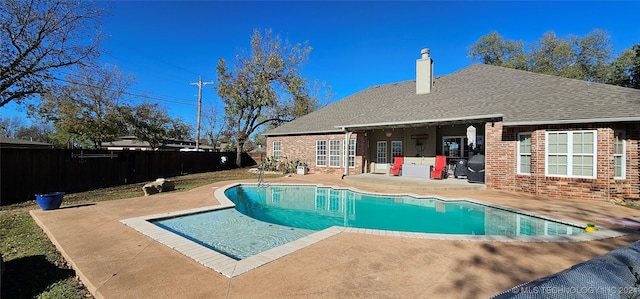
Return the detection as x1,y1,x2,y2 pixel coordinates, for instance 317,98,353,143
390,156,403,176
430,155,447,179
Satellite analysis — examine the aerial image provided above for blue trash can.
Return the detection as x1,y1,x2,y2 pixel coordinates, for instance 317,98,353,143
35,192,64,210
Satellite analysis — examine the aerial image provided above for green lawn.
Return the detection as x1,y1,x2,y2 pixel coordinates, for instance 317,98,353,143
0,168,280,299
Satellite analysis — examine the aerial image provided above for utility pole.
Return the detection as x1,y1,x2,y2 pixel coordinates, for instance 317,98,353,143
190,76,214,151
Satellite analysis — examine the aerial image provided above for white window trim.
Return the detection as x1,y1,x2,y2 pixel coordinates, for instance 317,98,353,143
348,139,356,168
545,130,597,178
270,188,281,204
329,140,341,168
316,140,327,167
614,130,626,179
272,140,281,160
315,188,327,210
517,132,532,175
377,141,387,164
328,189,341,211
391,140,403,158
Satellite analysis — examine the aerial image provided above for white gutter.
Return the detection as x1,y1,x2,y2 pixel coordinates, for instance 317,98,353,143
263,129,344,137
504,116,640,126
334,114,504,130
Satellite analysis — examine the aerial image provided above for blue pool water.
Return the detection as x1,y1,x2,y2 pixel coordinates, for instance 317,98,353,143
153,184,584,260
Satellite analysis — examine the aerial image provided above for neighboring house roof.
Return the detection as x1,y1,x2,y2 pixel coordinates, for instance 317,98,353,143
102,137,215,151
102,139,153,148
0,137,53,148
266,64,640,136
249,146,267,154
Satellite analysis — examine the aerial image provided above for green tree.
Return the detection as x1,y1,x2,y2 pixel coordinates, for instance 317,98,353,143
121,103,193,149
529,30,612,82
529,31,575,77
49,124,90,148
608,44,640,89
216,29,323,167
469,29,619,84
631,45,640,88
0,0,104,107
467,31,526,69
167,118,193,141
571,29,612,82
33,64,132,148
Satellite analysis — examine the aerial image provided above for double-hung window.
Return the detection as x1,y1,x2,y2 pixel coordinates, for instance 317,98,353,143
517,133,532,174
546,131,597,178
316,140,327,167
329,140,341,167
348,139,356,168
614,130,625,179
272,141,281,160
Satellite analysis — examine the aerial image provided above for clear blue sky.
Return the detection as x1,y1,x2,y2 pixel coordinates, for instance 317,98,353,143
5,1,640,130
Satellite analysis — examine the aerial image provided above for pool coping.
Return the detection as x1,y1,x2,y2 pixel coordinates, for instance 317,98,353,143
120,183,626,278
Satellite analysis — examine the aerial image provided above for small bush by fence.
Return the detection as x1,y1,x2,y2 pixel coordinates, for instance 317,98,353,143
0,148,256,205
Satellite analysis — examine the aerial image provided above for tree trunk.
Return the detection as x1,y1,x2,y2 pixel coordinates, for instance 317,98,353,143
235,140,244,168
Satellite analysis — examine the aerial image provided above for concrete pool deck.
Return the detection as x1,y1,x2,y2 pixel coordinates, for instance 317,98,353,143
30,173,640,298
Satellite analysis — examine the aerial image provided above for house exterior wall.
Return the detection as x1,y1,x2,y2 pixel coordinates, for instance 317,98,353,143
266,133,366,175
486,121,640,201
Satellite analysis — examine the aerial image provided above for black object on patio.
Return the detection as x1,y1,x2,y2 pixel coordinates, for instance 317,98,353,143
491,240,640,299
453,159,467,178
467,154,485,183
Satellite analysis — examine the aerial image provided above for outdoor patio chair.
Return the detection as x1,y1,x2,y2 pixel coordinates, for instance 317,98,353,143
389,156,403,176
430,155,446,179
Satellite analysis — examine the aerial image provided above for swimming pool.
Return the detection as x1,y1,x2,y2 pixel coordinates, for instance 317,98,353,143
224,184,584,235
151,184,585,261
120,183,623,277
154,208,317,260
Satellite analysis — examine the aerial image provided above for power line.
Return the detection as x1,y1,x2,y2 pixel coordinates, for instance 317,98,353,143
54,69,200,104
52,76,197,107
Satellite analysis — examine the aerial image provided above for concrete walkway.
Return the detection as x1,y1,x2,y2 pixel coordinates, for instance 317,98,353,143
30,173,640,299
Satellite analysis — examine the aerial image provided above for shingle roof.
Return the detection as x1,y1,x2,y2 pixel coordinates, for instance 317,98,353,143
265,64,640,136
0,137,52,148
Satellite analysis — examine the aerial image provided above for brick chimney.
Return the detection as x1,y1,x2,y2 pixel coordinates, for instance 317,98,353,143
416,48,433,94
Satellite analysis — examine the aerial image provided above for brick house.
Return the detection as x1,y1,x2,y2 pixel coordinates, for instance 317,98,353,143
264,49,640,201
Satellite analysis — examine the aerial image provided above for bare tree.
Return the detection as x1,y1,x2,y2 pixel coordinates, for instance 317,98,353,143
202,104,223,149
0,0,105,107
0,115,24,138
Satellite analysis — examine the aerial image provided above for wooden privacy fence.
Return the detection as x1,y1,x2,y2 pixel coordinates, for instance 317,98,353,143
0,149,255,205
